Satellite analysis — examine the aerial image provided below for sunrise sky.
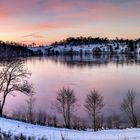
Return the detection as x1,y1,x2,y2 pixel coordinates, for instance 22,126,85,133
0,0,140,45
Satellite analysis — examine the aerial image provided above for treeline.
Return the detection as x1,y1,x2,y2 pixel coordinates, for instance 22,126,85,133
0,40,33,57
9,88,139,132
52,37,108,46
51,36,140,46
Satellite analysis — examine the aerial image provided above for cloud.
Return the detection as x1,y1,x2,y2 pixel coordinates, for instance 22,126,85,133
0,0,140,44
37,0,140,21
0,0,37,20
0,0,140,22
0,7,11,20
106,0,140,4
21,32,47,38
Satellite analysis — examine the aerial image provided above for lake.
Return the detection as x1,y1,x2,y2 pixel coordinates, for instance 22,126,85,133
5,54,140,118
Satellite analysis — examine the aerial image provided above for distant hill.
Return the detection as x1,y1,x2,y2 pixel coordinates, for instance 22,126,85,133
0,40,33,57
1,37,140,56
29,37,140,55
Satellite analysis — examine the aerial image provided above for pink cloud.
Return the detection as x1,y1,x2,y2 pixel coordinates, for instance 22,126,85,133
0,0,140,22
0,8,10,20
59,2,140,21
0,22,80,33
0,0,140,44
45,1,74,12
0,0,37,20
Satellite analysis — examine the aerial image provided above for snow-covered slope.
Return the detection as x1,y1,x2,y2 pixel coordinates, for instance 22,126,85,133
0,117,140,140
28,43,131,55
28,46,49,55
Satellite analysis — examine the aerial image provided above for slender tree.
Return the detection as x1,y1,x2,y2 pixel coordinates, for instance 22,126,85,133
36,110,47,125
27,94,35,123
0,60,33,117
121,89,138,127
85,90,104,131
56,87,77,128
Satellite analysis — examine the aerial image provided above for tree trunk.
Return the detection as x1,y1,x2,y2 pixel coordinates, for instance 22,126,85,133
132,115,137,128
93,108,96,131
0,100,3,117
67,105,71,128
0,108,3,117
94,115,96,131
0,95,7,117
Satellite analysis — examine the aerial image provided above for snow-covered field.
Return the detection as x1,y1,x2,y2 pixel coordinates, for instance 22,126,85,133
0,117,140,140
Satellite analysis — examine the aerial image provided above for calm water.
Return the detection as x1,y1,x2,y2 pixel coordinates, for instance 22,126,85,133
5,55,140,117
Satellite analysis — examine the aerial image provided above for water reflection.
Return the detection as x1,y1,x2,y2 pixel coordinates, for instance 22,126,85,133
26,54,140,68
2,54,140,120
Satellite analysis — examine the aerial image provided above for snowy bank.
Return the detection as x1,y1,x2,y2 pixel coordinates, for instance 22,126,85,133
29,43,129,55
0,117,140,140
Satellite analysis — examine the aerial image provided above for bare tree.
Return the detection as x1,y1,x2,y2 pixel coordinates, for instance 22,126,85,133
36,110,47,125
27,94,35,123
85,90,104,131
96,114,104,130
105,111,120,129
52,114,58,127
106,116,113,129
0,60,33,117
12,107,27,122
81,119,87,131
72,115,82,130
56,87,77,128
121,89,138,128
46,115,53,126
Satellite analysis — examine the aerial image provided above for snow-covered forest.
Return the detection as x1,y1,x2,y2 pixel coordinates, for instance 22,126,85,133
29,37,140,55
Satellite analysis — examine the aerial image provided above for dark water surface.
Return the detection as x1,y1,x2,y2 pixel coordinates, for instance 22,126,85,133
5,55,140,117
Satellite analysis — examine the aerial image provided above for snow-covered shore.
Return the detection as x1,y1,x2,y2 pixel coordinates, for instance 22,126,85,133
28,41,140,56
0,117,140,140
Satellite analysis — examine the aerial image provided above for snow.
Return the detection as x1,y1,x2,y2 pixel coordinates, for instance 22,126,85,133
28,42,131,55
29,46,49,55
28,42,140,55
0,117,140,140
136,47,140,54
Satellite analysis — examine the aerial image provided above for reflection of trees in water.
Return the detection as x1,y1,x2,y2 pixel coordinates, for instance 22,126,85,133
45,54,140,68
21,54,140,69
1,54,140,68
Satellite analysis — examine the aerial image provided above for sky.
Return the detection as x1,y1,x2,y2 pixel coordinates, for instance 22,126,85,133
0,0,140,45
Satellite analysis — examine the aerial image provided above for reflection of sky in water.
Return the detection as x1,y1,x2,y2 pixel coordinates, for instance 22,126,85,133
4,55,140,117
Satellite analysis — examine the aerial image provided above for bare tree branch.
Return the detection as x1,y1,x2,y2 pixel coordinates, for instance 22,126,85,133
120,89,138,128
85,90,104,131
0,60,34,117
56,87,77,128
